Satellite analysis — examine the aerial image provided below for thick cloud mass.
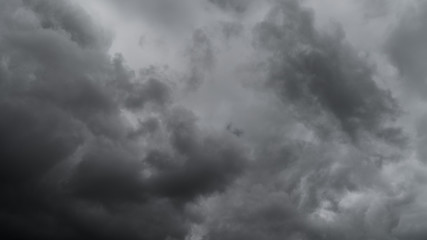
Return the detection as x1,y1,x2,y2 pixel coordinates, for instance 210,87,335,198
253,0,399,143
0,0,426,239
0,0,246,239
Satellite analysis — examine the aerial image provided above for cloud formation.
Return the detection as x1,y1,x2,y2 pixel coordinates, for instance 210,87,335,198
0,0,426,240
0,0,247,239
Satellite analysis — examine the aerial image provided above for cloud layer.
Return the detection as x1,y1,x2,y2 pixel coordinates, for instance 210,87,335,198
0,0,427,239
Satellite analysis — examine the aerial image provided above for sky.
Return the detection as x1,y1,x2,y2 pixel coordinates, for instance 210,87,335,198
1,0,427,239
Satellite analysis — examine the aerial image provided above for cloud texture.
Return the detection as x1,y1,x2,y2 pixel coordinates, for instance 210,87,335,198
0,0,427,239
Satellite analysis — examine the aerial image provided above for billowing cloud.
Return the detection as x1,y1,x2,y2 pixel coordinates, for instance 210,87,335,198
0,0,248,239
1,0,427,240
253,0,400,144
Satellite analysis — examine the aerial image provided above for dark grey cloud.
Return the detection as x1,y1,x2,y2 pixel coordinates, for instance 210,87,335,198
0,0,247,239
146,108,246,202
255,0,401,145
26,0,112,49
124,77,171,109
0,0,423,240
0,99,82,185
69,140,145,204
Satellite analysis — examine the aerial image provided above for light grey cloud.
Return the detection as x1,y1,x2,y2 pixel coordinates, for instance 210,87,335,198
386,1,427,97
208,0,255,14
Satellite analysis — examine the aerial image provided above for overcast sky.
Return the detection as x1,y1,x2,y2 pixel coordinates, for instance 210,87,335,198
1,0,427,239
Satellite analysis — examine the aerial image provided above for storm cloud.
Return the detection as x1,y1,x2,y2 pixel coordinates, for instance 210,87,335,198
0,0,247,239
0,0,426,240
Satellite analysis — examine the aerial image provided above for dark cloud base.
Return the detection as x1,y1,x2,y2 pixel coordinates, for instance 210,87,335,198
0,0,247,239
